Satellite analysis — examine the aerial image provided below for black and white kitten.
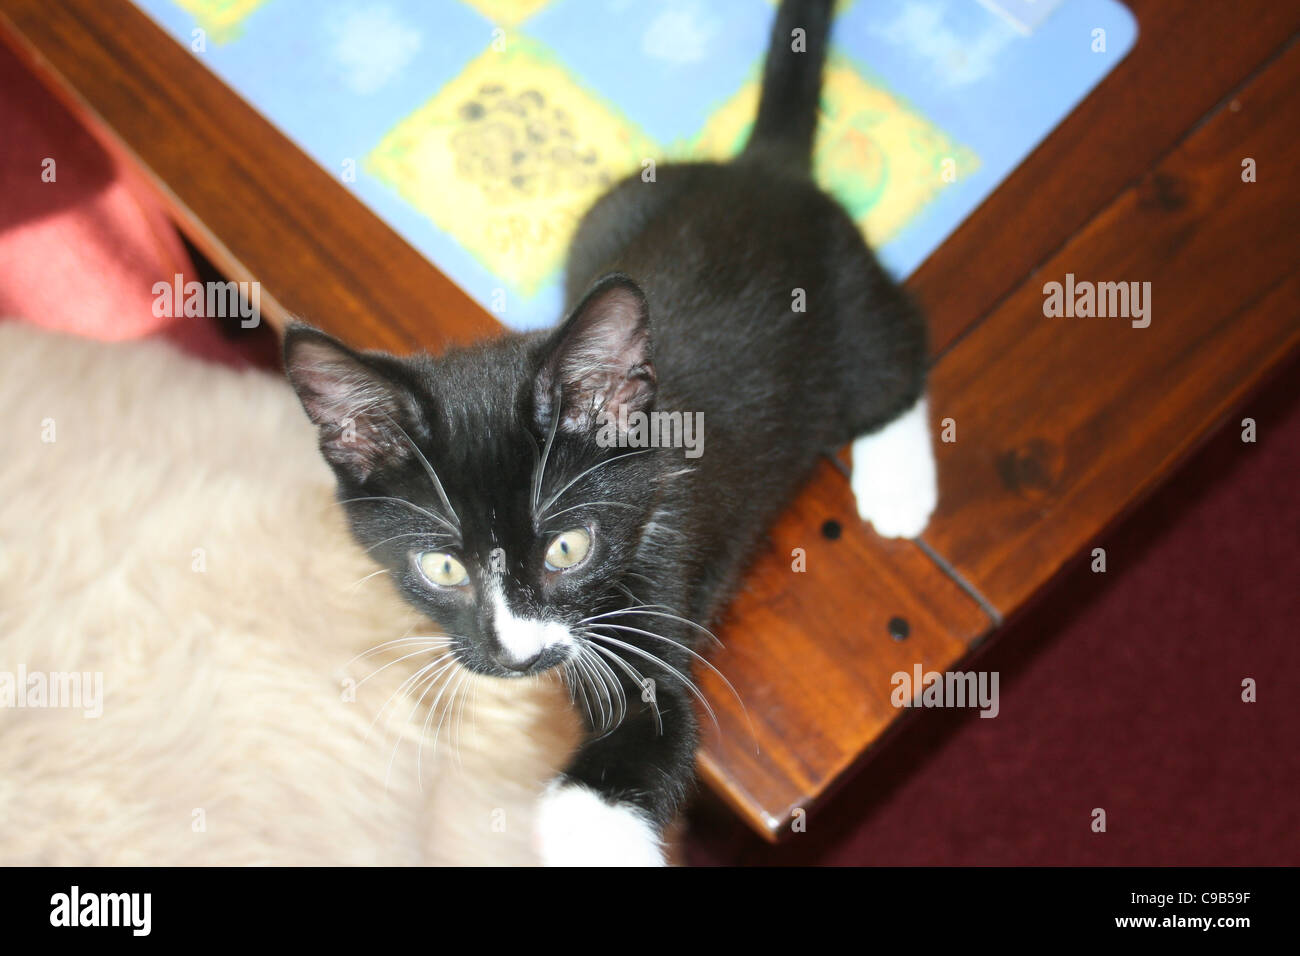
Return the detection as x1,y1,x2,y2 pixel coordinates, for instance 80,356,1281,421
285,0,936,865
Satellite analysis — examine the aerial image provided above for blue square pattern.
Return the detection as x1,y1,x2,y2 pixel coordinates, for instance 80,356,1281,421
136,0,495,177
834,0,1137,278
523,0,775,147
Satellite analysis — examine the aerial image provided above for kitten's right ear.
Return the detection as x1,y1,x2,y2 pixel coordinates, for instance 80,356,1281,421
535,274,655,434
283,324,423,485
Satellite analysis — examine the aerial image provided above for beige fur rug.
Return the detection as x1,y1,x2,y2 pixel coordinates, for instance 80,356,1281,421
0,322,580,865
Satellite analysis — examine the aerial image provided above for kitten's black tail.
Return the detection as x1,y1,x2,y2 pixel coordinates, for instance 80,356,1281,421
741,0,835,172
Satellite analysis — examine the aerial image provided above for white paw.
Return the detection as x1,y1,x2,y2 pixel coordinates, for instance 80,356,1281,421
851,396,937,539
535,783,666,867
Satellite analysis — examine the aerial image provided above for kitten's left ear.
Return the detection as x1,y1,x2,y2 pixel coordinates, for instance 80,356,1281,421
535,273,655,433
283,324,425,485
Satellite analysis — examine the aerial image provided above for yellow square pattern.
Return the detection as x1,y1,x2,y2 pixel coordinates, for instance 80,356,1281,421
367,39,656,298
174,0,267,44
460,0,556,26
692,57,979,246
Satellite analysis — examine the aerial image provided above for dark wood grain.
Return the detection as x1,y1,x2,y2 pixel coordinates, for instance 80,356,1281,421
909,0,1300,356
697,459,991,831
921,39,1300,615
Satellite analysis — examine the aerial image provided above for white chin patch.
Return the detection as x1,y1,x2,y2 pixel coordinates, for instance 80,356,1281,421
851,395,938,539
535,783,666,866
490,586,572,664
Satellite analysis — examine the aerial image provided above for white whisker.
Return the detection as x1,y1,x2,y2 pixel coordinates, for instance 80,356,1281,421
537,448,654,517
586,621,754,750
531,385,562,515
366,654,455,745
543,500,641,524
345,636,455,666
346,567,391,592
583,629,720,736
580,607,724,649
384,415,462,534
585,640,662,735
355,644,454,687
336,495,458,537
365,530,453,554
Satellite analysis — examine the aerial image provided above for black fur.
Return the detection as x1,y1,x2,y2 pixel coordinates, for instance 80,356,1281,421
284,0,926,832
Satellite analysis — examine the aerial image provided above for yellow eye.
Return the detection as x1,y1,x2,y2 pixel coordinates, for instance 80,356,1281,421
545,529,591,570
418,551,469,587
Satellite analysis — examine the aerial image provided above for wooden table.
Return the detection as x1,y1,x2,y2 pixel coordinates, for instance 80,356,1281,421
6,0,1295,840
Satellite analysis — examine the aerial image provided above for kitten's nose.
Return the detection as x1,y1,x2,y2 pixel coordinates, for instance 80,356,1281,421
489,592,570,673
498,649,542,673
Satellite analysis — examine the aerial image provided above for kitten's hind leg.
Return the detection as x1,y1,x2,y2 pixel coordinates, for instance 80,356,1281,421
850,395,937,539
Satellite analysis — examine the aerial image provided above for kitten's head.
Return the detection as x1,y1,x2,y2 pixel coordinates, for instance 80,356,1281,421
285,274,661,678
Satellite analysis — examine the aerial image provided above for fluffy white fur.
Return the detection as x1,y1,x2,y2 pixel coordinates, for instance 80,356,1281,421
0,323,588,866
536,783,665,867
851,396,938,538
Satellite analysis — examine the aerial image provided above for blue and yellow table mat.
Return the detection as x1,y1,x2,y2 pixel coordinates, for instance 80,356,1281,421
134,0,1137,330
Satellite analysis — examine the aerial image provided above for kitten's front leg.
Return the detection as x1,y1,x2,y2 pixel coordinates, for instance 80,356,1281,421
535,781,666,867
536,673,697,867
